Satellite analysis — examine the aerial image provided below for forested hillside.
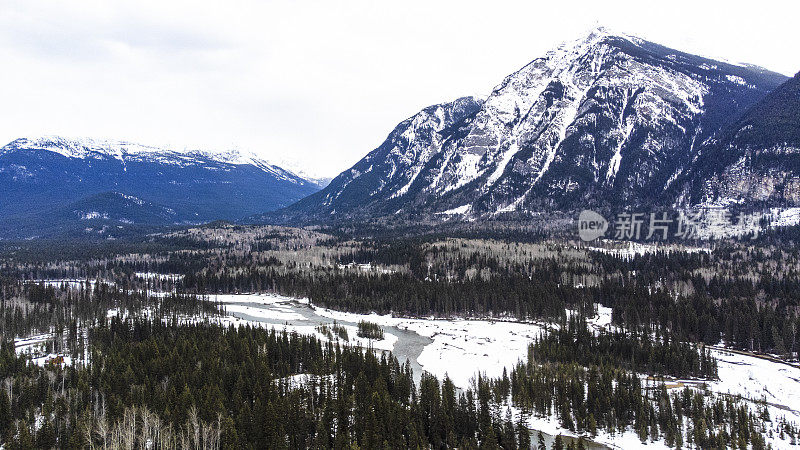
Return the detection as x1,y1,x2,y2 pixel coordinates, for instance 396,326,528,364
1,223,799,448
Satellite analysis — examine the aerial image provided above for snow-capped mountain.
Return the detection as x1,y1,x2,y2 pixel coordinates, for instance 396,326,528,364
268,96,485,217
0,136,321,237
674,71,800,207
264,28,788,223
0,136,306,183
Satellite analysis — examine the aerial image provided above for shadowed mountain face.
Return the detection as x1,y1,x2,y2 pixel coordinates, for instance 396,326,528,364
261,28,787,224
0,192,180,239
674,71,800,207
0,136,321,238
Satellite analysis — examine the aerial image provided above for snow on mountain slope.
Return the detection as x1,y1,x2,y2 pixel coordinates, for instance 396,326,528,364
0,136,322,236
264,28,787,224
2,136,305,183
265,96,484,220
673,71,800,207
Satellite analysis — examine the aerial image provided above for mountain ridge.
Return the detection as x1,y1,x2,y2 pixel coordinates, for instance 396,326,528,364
674,71,800,207
0,136,323,237
258,28,788,225
1,136,313,185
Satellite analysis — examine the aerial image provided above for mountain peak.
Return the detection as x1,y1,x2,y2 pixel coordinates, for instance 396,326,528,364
553,26,643,55
263,30,788,223
3,136,160,159
580,25,637,42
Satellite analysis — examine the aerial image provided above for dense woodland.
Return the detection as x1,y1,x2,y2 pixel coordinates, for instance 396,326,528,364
2,226,798,356
531,317,718,379
503,353,783,449
1,319,532,449
1,223,799,448
2,316,792,449
170,231,799,357
0,277,221,342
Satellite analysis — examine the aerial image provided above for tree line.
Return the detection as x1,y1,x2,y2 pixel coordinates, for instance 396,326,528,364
1,319,534,449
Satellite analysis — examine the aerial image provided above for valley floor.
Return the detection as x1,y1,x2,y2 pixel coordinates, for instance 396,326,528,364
185,293,800,448
12,288,800,448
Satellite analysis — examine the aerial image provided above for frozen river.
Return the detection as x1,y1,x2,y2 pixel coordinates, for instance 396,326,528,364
211,293,800,450
218,295,433,386
214,293,610,449
211,293,550,390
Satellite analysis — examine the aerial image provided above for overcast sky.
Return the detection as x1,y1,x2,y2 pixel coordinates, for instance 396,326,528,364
1,0,797,177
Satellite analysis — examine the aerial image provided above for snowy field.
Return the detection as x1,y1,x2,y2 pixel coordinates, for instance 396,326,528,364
205,293,546,389
209,293,398,352
771,207,800,227
26,278,114,290
14,332,80,368
207,293,309,306
134,272,185,282
12,290,799,448
314,307,546,389
706,348,800,422
587,241,711,259
222,303,307,322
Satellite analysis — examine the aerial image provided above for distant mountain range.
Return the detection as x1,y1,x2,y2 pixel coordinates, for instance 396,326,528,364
0,136,322,238
261,28,793,224
2,28,797,238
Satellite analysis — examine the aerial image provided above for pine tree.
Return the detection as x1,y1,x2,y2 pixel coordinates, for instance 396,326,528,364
0,391,10,437
587,413,597,437
553,434,565,450
537,431,547,450
515,419,530,450
501,409,516,449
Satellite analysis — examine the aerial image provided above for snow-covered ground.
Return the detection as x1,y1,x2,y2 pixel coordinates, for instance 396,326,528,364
586,305,614,330
274,373,337,390
587,241,711,259
677,206,800,240
198,293,548,389
12,289,799,448
525,412,670,450
771,207,800,227
313,308,546,389
15,332,80,368
29,354,73,368
209,293,398,352
705,348,800,422
134,272,184,282
336,262,396,274
26,278,114,290
222,303,307,322
210,293,309,305
14,333,54,354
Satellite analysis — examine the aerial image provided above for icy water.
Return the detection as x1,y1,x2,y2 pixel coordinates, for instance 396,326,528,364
535,433,609,450
221,298,609,449
222,299,433,386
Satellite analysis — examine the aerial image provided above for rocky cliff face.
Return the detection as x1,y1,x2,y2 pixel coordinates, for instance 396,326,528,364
267,28,787,223
674,72,800,207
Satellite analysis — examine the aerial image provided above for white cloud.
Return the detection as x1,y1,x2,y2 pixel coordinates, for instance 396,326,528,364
0,0,796,178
